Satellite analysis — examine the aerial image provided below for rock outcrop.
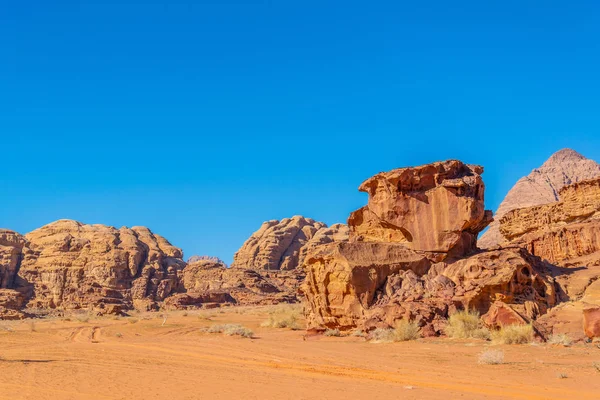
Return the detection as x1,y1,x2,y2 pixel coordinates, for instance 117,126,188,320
303,160,556,334
499,177,600,339
479,149,600,248
500,178,600,269
348,160,492,259
15,220,186,313
232,216,348,271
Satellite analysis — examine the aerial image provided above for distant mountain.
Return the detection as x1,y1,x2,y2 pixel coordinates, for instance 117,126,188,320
479,148,600,248
187,255,227,266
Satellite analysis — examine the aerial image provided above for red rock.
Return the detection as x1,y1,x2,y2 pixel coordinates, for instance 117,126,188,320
583,307,600,339
348,160,492,258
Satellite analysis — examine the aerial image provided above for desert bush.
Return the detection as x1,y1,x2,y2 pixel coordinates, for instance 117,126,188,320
547,333,572,346
128,318,139,324
394,320,421,341
115,332,123,338
351,329,366,337
260,305,303,330
445,310,490,340
492,324,533,344
369,320,421,343
593,361,600,373
206,324,253,338
324,329,341,337
557,372,568,379
224,325,254,338
478,349,504,365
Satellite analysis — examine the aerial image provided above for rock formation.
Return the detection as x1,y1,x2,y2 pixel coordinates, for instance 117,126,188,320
232,216,348,271
187,255,227,265
479,148,600,248
349,160,492,259
165,258,293,309
500,178,600,270
15,220,186,313
499,177,600,339
303,160,557,334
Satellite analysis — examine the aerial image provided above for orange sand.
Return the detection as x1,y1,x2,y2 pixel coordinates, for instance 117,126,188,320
0,308,599,400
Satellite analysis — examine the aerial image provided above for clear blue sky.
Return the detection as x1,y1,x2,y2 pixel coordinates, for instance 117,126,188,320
2,1,599,264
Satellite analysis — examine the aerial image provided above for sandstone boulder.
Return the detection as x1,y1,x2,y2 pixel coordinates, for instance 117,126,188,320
348,160,492,259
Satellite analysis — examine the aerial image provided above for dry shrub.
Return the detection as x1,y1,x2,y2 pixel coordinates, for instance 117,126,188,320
260,305,302,330
593,361,600,373
324,329,341,337
445,310,490,340
369,320,421,343
128,318,139,324
492,324,533,344
206,324,253,338
478,349,504,365
351,329,366,337
547,333,572,346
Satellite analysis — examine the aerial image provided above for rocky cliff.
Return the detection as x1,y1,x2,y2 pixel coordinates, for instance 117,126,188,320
479,149,600,248
499,177,600,339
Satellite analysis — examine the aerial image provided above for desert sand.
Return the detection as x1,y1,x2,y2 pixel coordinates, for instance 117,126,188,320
0,307,599,400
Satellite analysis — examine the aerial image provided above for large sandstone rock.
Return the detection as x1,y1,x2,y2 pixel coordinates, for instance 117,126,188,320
479,149,600,248
18,220,186,312
348,160,492,259
232,216,348,271
303,159,556,334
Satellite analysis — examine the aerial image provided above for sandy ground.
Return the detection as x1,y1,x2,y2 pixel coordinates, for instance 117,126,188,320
0,307,599,400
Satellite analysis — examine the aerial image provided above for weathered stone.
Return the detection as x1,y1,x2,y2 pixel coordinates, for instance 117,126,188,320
17,220,185,311
232,216,348,271
348,160,492,258
480,148,600,248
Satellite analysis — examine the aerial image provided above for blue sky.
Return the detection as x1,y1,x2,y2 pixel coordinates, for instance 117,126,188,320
2,1,600,264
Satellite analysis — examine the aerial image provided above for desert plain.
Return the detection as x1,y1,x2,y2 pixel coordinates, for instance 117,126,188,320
1,306,599,400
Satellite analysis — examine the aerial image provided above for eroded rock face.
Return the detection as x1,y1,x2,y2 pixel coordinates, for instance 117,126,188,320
500,178,600,267
303,159,559,334
232,216,348,271
18,220,186,312
348,160,492,258
303,243,555,333
479,149,600,248
0,229,28,289
499,177,600,340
